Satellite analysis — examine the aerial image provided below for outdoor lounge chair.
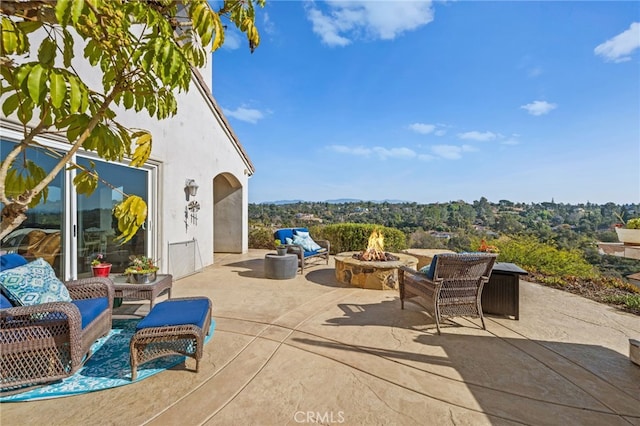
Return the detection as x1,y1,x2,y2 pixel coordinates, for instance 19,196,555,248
1,255,114,393
273,228,330,273
398,253,497,334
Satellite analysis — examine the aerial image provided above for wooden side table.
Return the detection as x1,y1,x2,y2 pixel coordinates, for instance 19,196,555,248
482,263,527,320
264,254,298,279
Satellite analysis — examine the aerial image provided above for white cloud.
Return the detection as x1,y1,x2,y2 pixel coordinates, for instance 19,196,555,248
328,144,417,160
520,100,557,116
457,131,498,141
408,123,436,134
431,144,476,160
528,66,543,78
221,29,242,50
372,147,416,159
329,145,372,156
431,145,461,160
306,0,435,47
594,22,640,63
222,106,265,124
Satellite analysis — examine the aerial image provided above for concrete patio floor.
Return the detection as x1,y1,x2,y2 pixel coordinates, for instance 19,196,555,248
2,250,639,426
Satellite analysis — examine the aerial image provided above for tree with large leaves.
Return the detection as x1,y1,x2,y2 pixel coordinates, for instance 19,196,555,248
0,0,264,241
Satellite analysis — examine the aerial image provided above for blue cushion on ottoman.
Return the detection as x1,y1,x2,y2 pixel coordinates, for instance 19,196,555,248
137,298,210,331
71,297,109,329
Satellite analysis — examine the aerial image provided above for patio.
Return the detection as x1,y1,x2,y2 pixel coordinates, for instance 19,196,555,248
2,250,639,425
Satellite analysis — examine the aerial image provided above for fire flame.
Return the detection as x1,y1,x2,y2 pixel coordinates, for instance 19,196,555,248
361,229,387,261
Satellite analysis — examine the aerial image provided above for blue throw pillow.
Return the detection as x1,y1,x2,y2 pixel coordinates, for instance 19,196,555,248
0,258,71,306
0,253,28,271
418,255,438,279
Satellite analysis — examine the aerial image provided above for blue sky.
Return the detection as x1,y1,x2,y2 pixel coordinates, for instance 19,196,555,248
211,1,640,205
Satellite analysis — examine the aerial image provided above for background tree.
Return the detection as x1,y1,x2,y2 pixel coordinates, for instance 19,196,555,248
0,0,264,241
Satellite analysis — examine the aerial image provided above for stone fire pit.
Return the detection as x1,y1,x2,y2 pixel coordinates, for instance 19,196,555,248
334,251,418,290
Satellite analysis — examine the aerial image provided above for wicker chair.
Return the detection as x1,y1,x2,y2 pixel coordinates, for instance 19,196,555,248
0,277,114,393
398,253,497,334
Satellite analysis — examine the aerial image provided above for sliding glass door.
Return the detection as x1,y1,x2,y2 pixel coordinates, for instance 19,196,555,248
1,138,155,279
0,140,66,277
76,157,151,277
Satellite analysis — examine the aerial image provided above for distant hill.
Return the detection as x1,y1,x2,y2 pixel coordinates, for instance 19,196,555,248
258,198,409,205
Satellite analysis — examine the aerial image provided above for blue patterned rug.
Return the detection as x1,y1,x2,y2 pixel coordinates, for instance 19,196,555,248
1,318,216,402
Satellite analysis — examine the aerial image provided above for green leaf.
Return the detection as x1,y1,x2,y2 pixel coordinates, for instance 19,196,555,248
26,64,47,103
73,169,98,196
16,98,33,124
16,21,43,35
123,91,134,109
55,0,72,26
38,38,57,67
68,75,82,113
49,71,67,109
2,93,20,117
1,18,18,54
71,0,86,24
62,30,74,68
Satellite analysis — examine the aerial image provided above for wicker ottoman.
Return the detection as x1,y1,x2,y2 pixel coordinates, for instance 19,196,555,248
129,297,212,380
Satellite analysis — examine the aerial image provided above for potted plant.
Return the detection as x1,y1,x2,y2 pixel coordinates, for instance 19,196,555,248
615,217,640,246
91,254,111,277
274,239,287,256
125,255,159,283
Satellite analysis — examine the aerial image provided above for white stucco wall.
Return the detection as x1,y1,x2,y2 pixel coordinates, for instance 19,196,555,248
113,75,251,266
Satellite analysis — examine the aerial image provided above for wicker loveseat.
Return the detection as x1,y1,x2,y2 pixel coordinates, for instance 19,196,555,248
274,228,330,273
0,254,114,393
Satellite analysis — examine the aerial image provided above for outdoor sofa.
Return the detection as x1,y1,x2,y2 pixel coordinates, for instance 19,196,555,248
273,228,330,273
0,254,114,393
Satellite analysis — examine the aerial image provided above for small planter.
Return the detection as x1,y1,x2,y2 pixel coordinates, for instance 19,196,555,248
128,272,157,284
615,228,640,246
92,264,112,277
276,246,288,256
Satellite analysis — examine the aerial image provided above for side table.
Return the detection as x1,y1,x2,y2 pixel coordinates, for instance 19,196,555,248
111,274,173,310
482,263,527,320
264,254,298,279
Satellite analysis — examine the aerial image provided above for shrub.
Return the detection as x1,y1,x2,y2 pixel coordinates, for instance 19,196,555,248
491,235,596,278
249,226,274,249
314,223,407,254
626,218,640,229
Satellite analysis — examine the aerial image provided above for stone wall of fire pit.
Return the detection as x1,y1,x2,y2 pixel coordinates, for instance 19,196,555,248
334,251,418,290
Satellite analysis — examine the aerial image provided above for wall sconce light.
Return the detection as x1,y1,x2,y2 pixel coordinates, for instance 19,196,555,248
184,179,199,201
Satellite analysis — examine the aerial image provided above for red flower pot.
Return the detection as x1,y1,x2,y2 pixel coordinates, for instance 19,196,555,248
92,264,112,277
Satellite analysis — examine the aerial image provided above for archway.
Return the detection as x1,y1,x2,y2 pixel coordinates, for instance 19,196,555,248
213,173,243,253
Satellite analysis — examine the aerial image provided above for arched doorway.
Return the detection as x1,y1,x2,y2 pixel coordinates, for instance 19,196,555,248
213,173,243,253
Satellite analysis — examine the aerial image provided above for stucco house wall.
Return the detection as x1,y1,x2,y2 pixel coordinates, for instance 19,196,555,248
1,24,253,277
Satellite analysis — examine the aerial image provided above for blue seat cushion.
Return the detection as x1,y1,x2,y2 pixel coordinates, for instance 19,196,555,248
137,298,210,331
274,229,295,244
0,253,28,271
0,292,14,309
71,297,109,329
